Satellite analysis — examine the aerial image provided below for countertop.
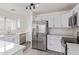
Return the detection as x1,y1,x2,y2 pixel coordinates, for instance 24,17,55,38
0,40,25,55
47,34,77,38
0,31,26,38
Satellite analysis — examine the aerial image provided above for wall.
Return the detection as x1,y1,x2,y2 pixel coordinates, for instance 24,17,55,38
49,28,79,37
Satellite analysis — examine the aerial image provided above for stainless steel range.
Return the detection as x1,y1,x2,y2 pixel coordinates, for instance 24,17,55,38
32,20,48,51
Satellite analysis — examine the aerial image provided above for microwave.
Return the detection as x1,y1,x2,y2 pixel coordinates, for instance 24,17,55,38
69,13,77,27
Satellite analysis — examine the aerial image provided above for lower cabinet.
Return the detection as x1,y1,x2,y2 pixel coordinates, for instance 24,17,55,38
47,35,65,53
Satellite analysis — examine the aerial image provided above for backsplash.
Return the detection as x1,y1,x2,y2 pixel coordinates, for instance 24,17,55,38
48,27,79,37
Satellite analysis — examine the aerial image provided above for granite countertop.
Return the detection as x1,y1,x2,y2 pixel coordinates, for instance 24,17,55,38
0,40,25,55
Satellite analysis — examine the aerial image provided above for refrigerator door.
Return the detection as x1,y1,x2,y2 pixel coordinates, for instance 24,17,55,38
38,21,47,33
37,21,47,50
32,28,38,49
38,33,47,50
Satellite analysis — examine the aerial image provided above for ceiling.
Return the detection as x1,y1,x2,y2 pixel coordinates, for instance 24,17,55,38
0,3,77,16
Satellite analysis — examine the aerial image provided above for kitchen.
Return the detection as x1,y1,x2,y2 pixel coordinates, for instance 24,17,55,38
0,3,78,55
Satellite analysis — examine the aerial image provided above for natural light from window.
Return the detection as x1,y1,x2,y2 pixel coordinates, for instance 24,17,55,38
0,16,20,33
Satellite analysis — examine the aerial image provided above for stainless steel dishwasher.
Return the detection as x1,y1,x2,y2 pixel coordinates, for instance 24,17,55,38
20,33,26,44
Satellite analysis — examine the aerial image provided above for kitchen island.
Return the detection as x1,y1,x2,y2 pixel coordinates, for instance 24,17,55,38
0,40,25,55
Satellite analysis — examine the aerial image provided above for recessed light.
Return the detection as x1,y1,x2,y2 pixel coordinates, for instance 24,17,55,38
10,9,16,11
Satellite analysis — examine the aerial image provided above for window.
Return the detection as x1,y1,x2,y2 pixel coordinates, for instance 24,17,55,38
0,16,5,30
6,18,17,30
0,16,20,32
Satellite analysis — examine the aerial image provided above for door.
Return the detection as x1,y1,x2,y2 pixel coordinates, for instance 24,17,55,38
38,33,47,50
32,28,38,49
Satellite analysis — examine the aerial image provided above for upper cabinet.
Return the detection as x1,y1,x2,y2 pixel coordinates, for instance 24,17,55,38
48,13,71,28
61,13,70,28
44,15,62,28
48,16,54,27
54,15,62,27
36,12,71,28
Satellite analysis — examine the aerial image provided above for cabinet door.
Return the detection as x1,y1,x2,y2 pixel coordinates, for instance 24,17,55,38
53,15,57,27
47,36,56,50
61,13,69,28
54,15,62,27
47,35,62,52
48,16,54,27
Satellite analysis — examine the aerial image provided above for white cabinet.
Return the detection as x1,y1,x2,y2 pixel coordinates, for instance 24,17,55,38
54,15,62,27
67,43,79,55
47,14,70,28
36,12,71,28
47,35,65,53
48,15,62,28
48,16,54,27
61,13,70,28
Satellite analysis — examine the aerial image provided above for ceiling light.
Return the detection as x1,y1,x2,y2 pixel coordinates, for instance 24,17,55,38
26,3,39,10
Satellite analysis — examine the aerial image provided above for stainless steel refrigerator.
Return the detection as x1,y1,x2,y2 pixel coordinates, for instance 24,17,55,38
32,20,48,51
